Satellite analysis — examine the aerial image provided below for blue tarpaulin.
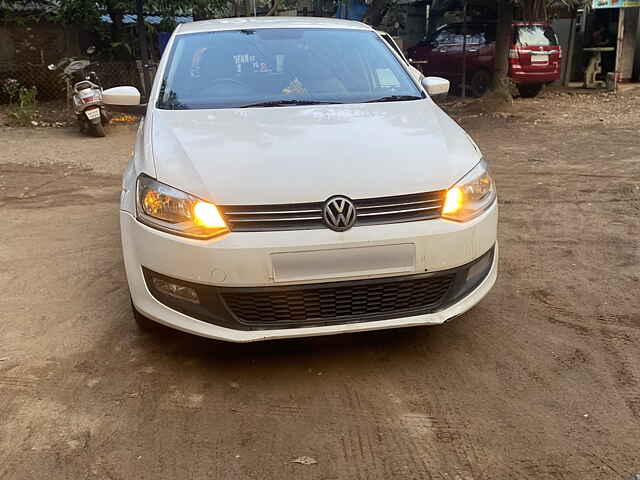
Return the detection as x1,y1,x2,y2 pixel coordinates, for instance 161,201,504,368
335,0,368,21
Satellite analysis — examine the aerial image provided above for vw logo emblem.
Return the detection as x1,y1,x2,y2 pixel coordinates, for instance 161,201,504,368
323,196,357,232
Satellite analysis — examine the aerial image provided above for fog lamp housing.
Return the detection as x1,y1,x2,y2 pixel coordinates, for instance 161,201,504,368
151,276,199,304
466,250,493,286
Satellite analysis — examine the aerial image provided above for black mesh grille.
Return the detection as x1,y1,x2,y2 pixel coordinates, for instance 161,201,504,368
219,191,444,232
221,273,455,327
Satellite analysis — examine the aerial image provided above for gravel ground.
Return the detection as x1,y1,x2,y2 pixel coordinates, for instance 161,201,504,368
0,88,639,479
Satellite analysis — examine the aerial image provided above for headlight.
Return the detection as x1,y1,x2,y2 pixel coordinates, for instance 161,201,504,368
442,159,496,222
136,174,228,239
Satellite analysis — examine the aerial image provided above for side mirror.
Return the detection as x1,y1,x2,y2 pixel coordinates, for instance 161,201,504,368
103,86,140,105
421,76,449,96
47,64,56,71
103,86,147,115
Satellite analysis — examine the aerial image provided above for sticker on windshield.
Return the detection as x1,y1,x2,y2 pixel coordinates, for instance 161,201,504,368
282,78,306,95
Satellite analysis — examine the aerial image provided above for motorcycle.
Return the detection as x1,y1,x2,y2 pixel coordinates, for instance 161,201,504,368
48,47,110,137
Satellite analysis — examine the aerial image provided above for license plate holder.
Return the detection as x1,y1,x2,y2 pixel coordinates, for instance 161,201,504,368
85,108,101,120
271,244,416,283
532,54,548,65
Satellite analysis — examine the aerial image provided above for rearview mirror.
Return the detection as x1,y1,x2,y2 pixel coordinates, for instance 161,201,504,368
421,76,449,96
103,86,147,115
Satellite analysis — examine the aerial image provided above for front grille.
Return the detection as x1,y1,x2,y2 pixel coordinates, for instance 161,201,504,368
221,273,455,328
219,191,444,232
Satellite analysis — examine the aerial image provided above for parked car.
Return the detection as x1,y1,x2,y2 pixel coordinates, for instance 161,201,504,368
407,22,561,97
103,17,498,342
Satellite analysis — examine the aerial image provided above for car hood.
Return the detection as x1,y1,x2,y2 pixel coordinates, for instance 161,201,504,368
150,100,481,205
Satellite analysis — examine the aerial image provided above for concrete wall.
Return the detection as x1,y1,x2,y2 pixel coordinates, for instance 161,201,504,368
552,18,572,84
381,2,429,49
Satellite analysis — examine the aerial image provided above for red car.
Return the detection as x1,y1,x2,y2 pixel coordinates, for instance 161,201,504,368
407,22,561,97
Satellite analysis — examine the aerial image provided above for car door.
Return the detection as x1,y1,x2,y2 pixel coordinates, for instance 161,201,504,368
429,25,464,81
462,24,492,76
406,38,433,76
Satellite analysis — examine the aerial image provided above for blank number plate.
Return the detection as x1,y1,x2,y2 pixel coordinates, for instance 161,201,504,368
85,108,100,120
271,244,416,283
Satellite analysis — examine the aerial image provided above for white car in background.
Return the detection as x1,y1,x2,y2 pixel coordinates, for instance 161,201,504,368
104,17,498,342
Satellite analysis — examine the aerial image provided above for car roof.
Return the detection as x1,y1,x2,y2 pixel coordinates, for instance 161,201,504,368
176,16,372,35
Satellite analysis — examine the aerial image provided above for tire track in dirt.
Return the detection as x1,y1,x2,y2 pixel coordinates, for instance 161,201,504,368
0,164,120,209
342,379,484,480
596,314,640,425
0,375,38,390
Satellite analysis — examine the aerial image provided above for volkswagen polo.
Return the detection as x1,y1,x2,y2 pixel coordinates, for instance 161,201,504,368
104,17,498,342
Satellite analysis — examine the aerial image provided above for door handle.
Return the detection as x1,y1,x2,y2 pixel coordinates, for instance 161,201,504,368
467,49,479,53
438,48,448,53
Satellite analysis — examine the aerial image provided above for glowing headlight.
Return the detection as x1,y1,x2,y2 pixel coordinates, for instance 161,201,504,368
136,174,228,239
442,159,496,222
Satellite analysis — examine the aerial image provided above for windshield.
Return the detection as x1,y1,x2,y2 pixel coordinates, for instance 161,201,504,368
515,25,558,47
157,28,423,109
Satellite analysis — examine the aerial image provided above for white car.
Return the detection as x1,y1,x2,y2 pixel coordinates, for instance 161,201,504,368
104,17,498,342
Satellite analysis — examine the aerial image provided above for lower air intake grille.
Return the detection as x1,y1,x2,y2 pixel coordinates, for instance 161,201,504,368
221,273,455,327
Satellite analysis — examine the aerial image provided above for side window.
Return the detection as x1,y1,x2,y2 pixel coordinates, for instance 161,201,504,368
435,27,460,45
467,26,487,45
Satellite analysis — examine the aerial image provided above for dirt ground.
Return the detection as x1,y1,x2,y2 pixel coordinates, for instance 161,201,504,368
1,87,639,479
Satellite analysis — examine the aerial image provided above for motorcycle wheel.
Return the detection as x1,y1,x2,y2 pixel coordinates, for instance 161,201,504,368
90,121,106,137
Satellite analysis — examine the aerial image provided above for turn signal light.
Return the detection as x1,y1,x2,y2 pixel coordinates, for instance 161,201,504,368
193,201,226,228
442,187,463,215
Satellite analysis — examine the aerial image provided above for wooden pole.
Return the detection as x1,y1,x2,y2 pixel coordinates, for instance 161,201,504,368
136,0,150,96
614,8,625,90
461,0,468,99
563,14,576,86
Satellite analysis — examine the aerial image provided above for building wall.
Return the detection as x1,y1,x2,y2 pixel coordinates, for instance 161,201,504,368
377,1,428,50
552,18,572,84
619,7,639,81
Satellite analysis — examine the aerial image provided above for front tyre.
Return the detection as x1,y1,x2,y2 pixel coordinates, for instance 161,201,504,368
517,83,543,98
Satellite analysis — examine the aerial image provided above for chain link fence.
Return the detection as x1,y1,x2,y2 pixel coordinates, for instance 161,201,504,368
0,61,156,104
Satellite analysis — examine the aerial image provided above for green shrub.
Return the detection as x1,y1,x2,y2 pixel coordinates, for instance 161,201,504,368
2,79,39,127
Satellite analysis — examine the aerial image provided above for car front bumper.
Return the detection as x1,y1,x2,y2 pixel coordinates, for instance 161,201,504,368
121,202,498,342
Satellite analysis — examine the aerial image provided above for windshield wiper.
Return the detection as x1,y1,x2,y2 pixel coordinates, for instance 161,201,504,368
239,100,341,108
362,95,423,103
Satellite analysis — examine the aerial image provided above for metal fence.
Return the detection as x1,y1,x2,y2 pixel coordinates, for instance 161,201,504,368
0,61,155,104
